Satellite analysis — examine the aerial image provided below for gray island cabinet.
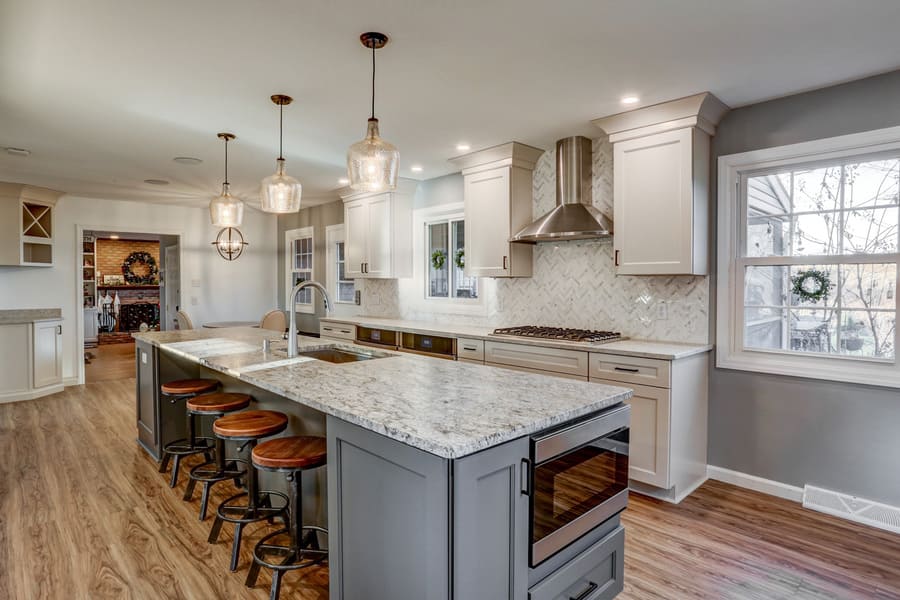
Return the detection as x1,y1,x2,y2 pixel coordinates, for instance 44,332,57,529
133,327,631,600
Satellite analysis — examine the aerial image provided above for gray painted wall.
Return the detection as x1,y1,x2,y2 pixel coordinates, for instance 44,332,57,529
277,199,344,334
710,69,900,506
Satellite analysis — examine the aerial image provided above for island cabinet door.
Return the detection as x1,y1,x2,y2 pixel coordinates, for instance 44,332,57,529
453,436,530,600
135,340,160,459
327,416,450,600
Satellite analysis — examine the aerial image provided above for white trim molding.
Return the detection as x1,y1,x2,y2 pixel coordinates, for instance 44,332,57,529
716,125,900,388
707,466,804,503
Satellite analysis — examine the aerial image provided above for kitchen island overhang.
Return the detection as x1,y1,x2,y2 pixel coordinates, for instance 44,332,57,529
134,327,632,599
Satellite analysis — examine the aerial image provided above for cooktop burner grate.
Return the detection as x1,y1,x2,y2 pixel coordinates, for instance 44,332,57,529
491,326,622,343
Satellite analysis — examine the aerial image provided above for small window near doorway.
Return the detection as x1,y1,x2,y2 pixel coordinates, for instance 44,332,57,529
426,218,478,300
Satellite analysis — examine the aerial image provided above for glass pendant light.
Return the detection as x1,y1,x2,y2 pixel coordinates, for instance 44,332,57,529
209,132,244,227
260,94,302,213
347,32,399,192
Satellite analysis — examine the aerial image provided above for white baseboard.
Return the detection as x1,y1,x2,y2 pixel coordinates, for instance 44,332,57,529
0,383,65,404
63,376,80,387
707,465,804,502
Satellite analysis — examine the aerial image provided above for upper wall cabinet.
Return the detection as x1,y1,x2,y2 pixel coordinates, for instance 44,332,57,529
0,183,64,267
340,180,416,279
593,93,729,276
450,142,544,278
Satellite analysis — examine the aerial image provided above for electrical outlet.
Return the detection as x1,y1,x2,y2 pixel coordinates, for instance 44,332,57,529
656,301,668,320
355,290,362,306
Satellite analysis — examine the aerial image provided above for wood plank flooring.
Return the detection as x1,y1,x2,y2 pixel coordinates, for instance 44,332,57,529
1,380,899,599
84,342,137,383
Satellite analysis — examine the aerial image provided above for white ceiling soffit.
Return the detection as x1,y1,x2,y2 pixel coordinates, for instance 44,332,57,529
2,0,900,206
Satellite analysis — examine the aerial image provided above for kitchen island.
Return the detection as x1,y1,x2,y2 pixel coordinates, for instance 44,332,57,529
134,327,632,600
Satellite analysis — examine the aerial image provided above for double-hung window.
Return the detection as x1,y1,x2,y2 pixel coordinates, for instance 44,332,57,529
285,226,314,313
326,224,355,304
718,128,900,386
426,217,478,300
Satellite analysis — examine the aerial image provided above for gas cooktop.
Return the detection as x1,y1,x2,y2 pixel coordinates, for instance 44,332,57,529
491,326,624,344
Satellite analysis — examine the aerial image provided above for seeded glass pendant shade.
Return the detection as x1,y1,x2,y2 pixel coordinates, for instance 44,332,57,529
209,133,244,227
347,32,398,192
261,94,302,213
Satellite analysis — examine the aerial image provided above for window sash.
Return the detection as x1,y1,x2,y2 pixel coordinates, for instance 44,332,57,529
334,240,355,304
425,217,477,301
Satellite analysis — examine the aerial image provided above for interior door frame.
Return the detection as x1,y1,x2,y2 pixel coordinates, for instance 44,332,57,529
74,223,184,386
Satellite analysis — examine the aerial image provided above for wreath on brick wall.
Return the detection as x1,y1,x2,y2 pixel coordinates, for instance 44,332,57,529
122,251,159,284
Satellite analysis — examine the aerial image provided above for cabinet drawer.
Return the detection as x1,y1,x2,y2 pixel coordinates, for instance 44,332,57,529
457,338,484,361
589,352,670,388
529,526,624,600
485,341,589,378
320,323,356,341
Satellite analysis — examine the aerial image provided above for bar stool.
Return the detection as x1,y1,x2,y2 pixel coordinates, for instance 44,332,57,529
245,436,328,600
207,410,290,572
182,392,253,520
158,378,220,487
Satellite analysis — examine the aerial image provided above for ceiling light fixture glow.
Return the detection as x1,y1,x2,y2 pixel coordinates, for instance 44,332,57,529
260,94,302,214
456,143,471,152
109,235,120,240
347,32,399,193
209,133,244,227
620,95,640,105
338,177,350,185
410,165,423,173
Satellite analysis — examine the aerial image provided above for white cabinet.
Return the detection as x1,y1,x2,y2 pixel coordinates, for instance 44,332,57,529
593,92,728,276
33,320,63,389
0,183,63,267
341,182,415,279
0,318,64,403
450,142,544,278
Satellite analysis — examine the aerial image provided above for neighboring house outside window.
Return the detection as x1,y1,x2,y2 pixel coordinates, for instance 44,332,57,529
285,226,314,314
717,127,900,386
326,224,355,304
426,217,478,300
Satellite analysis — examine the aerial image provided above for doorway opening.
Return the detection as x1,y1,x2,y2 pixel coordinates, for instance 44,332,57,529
82,230,181,383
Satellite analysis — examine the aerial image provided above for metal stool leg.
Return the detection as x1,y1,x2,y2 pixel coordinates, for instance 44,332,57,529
230,522,244,572
169,454,182,488
270,570,284,600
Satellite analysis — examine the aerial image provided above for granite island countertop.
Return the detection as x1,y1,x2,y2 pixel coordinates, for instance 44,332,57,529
134,327,632,459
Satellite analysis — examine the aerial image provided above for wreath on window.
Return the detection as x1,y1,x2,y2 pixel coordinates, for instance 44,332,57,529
791,268,832,303
431,249,447,270
454,249,465,269
122,251,159,285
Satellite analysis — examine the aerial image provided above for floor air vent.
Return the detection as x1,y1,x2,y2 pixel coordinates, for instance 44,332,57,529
803,485,900,535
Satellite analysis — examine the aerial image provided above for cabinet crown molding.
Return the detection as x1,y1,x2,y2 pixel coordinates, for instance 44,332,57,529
592,92,729,142
0,182,64,205
338,178,418,202
449,142,545,175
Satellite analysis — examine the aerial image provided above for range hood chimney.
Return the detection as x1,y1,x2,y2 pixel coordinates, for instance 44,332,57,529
511,136,612,243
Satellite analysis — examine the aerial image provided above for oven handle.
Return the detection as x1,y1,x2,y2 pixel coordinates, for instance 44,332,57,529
532,404,631,464
571,582,599,600
520,458,531,496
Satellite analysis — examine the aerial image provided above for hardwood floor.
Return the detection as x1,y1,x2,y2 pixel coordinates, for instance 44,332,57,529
84,342,137,383
1,380,899,599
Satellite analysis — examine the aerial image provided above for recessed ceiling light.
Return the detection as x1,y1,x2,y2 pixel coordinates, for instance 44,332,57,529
173,156,202,165
621,95,640,105
338,177,350,185
143,179,169,185
5,147,31,157
109,235,120,240
410,165,423,173
456,143,471,152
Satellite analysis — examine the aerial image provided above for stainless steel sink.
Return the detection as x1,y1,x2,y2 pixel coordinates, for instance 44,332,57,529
297,348,378,363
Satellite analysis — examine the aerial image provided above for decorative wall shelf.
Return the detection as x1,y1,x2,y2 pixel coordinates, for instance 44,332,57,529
0,183,63,267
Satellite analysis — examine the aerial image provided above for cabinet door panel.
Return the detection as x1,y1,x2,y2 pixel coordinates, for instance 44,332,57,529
614,128,693,274
344,200,367,277
365,193,392,277
465,167,511,277
591,378,670,488
0,324,30,395
33,320,62,389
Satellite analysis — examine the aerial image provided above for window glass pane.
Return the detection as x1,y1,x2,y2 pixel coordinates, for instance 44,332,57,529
842,207,898,255
789,309,837,354
748,173,791,217
428,222,449,298
844,159,899,208
840,263,896,310
744,266,786,307
747,215,790,257
337,240,345,261
451,220,477,299
744,307,787,350
839,310,895,359
793,166,841,213
793,212,840,255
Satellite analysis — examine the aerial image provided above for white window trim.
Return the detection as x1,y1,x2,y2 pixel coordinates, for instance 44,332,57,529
325,224,357,307
399,203,487,316
717,125,900,388
285,226,315,315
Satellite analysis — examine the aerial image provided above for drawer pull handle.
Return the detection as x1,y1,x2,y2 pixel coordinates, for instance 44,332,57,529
463,346,477,351
341,330,351,334
520,458,531,495
614,366,640,373
571,581,599,600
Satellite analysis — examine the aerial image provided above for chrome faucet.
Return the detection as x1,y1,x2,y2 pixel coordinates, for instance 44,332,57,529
287,280,333,358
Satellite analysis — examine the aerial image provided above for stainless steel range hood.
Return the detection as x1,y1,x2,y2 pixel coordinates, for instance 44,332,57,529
511,136,612,243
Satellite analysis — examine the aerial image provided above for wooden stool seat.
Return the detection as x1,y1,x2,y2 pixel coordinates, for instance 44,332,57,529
252,436,327,470
161,378,219,396
187,393,252,414
213,410,288,439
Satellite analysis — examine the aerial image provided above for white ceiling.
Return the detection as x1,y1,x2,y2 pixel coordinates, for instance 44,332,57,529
2,0,899,209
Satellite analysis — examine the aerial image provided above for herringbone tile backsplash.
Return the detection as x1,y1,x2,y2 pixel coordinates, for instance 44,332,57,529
360,136,709,344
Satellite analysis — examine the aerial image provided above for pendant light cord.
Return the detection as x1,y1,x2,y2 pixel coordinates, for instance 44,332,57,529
279,102,284,160
223,137,229,185
371,40,376,119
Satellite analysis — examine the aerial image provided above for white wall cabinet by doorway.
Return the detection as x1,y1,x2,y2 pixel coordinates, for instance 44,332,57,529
0,183,64,267
0,318,64,403
33,320,63,389
341,182,416,279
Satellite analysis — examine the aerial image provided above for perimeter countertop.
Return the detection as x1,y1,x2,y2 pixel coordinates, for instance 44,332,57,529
133,327,631,459
0,308,62,325
320,316,712,360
